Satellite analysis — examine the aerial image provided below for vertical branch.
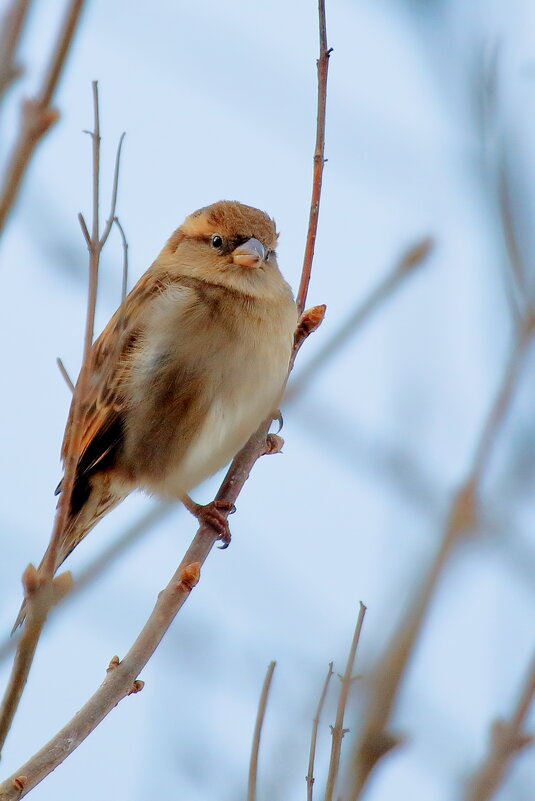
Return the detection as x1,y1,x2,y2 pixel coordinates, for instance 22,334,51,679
324,603,366,801
296,0,331,315
0,0,85,236
247,661,276,801
306,662,334,801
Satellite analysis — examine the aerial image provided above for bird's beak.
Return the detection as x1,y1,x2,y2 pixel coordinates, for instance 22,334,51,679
232,238,266,268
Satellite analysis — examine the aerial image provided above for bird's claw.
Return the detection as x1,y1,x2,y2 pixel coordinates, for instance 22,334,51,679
184,499,235,548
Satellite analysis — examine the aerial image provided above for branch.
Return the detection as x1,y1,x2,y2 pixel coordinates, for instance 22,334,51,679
0,0,32,108
464,647,535,801
0,81,119,757
287,237,432,402
324,603,366,801
0,503,176,667
296,0,331,315
0,0,330,782
346,315,535,799
247,662,276,801
306,662,334,801
0,0,85,237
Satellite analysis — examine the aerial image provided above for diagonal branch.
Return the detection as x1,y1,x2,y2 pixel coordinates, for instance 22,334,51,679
0,0,85,237
346,315,535,799
0,0,32,108
464,646,535,801
287,237,432,402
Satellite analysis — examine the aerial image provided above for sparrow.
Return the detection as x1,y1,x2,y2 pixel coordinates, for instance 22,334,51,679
32,201,297,594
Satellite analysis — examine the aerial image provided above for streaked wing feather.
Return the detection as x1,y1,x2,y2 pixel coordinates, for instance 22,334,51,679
62,269,172,479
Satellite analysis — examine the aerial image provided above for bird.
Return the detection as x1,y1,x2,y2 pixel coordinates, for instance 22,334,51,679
16,201,297,626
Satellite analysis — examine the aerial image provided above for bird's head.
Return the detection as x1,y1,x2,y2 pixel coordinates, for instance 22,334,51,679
159,201,289,299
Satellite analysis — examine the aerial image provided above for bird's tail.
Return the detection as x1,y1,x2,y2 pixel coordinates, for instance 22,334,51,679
12,476,126,631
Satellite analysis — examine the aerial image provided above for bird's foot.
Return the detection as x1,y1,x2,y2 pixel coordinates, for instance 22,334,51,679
182,497,236,549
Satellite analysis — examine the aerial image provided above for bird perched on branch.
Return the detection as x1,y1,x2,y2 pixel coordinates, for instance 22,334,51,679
25,201,297,610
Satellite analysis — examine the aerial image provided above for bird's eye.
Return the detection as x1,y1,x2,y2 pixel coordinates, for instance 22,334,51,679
211,235,223,249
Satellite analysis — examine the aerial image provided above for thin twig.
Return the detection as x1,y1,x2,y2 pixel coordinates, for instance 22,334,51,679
346,316,535,799
287,238,432,402
296,0,331,315
307,662,334,801
324,603,366,801
464,647,535,801
247,661,276,801
114,216,129,307
99,134,126,248
0,0,85,236
0,0,32,107
56,357,74,393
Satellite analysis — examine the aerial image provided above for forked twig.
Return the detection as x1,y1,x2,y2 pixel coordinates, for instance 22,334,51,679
325,603,366,801
346,315,535,799
464,647,535,801
306,662,334,801
247,662,277,801
0,0,85,236
0,81,123,757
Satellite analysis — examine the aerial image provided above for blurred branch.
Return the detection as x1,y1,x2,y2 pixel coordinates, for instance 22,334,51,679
0,0,32,107
0,0,85,237
247,661,276,801
287,237,432,402
464,648,535,801
325,603,366,801
296,0,331,315
346,314,535,799
306,662,334,801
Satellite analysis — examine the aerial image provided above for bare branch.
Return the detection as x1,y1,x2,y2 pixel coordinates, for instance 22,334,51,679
306,662,334,801
0,81,109,756
296,0,331,315
325,603,366,801
0,0,329,782
0,0,32,107
0,503,176,667
56,357,74,393
287,238,432,402
0,0,85,236
346,317,535,799
464,648,535,801
99,133,126,248
114,216,129,307
247,662,276,801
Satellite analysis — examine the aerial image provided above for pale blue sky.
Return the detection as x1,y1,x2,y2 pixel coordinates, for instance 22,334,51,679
1,1,535,799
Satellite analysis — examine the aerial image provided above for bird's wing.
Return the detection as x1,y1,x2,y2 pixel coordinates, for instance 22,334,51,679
61,268,174,482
